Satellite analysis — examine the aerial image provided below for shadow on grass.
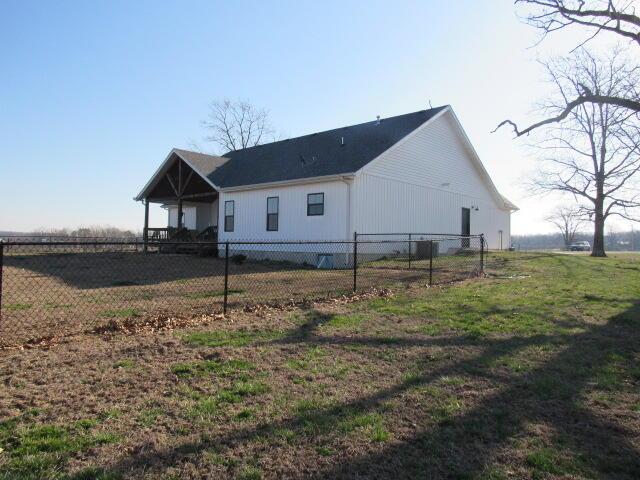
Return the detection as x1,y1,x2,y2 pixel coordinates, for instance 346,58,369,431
95,298,640,479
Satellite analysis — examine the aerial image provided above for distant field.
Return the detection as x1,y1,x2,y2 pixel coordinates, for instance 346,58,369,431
0,252,638,479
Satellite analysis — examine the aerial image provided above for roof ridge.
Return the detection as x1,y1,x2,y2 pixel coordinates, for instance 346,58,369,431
222,105,449,156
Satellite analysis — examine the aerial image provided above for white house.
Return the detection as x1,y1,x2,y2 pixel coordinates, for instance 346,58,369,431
135,106,517,255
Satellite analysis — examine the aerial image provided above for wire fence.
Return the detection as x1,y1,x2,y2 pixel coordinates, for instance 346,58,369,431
0,234,484,347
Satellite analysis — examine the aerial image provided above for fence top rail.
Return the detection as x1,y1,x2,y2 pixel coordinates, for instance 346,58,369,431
2,237,483,247
357,232,484,238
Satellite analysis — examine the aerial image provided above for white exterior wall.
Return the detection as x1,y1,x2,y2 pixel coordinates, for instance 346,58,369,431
167,206,197,230
167,200,219,231
217,180,350,242
352,111,512,249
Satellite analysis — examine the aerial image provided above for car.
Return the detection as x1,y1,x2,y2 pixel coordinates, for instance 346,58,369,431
569,241,591,251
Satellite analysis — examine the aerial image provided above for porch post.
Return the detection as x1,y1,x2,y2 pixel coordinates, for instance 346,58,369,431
177,159,183,229
143,199,149,253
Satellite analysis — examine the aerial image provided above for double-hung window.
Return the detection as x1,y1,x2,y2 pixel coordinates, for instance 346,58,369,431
266,197,279,231
224,200,235,232
307,193,324,216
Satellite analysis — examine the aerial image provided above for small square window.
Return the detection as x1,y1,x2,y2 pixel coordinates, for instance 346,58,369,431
307,193,324,216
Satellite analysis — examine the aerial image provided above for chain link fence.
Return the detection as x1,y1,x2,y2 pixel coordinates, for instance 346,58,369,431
0,234,484,347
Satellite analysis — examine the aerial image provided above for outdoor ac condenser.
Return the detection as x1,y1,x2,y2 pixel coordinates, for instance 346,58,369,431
415,241,439,259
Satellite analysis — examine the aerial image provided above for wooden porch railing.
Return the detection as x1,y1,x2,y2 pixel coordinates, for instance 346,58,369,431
144,226,218,243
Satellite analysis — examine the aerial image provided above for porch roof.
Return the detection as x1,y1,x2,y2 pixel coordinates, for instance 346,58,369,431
135,149,227,202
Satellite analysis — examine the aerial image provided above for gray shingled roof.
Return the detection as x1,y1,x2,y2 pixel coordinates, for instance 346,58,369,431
173,149,229,177
204,106,448,188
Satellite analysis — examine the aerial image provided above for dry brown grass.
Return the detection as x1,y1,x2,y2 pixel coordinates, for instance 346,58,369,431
0,253,638,479
0,250,475,347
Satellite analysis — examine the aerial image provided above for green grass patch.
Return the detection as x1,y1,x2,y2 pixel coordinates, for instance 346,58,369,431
315,445,335,456
171,359,254,378
238,465,262,480
187,381,269,418
235,408,255,421
339,411,390,441
0,415,119,479
113,359,134,369
137,407,164,427
364,253,640,338
100,308,140,318
526,447,588,478
4,303,32,311
326,314,366,329
182,329,282,347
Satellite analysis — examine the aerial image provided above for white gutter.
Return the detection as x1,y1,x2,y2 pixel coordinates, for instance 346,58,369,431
219,173,356,192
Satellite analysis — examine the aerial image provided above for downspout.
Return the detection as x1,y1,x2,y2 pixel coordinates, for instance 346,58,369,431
340,176,354,240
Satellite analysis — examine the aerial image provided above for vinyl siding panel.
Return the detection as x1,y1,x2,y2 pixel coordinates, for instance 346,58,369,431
166,206,197,230
352,174,509,249
364,111,496,203
218,180,349,241
354,111,512,249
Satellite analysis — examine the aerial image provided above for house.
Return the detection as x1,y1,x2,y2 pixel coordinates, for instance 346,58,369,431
135,106,517,257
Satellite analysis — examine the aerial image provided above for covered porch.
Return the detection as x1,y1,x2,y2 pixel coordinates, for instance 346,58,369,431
135,149,228,248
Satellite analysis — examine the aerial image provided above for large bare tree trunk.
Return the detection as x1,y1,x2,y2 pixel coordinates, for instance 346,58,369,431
592,191,606,257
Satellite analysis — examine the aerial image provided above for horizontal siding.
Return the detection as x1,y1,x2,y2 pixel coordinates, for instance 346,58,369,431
218,180,349,241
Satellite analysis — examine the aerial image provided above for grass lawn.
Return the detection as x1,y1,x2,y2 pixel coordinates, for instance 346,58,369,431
0,252,638,479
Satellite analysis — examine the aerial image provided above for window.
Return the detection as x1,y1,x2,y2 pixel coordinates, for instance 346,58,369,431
224,200,234,232
307,193,324,216
266,196,279,231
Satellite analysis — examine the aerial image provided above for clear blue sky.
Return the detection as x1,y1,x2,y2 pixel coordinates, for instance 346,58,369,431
1,0,619,234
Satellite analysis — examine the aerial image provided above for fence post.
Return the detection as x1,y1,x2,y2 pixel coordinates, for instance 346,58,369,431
0,243,3,322
223,242,229,315
408,233,412,270
480,234,485,273
353,232,358,292
143,199,149,254
428,240,433,286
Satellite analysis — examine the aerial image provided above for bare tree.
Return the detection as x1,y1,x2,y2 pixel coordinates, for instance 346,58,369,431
496,0,640,136
518,0,640,47
530,49,640,256
202,99,274,153
546,205,587,248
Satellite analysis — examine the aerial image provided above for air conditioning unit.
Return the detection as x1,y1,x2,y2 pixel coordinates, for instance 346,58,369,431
415,241,439,259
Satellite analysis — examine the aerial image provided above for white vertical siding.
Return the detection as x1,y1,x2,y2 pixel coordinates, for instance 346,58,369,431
364,111,496,203
167,206,197,230
352,173,510,247
167,208,177,228
210,199,219,227
167,201,218,231
217,180,349,241
353,111,512,249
